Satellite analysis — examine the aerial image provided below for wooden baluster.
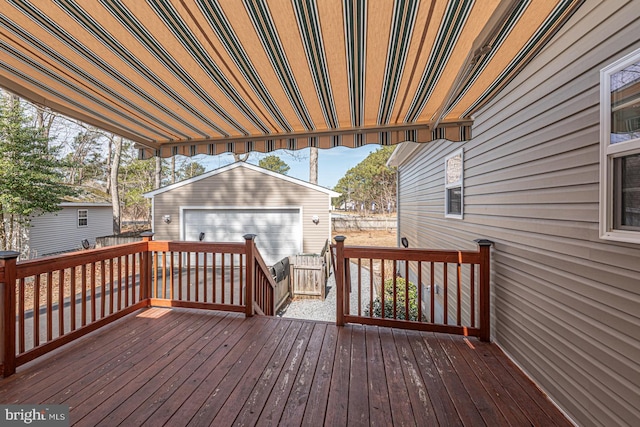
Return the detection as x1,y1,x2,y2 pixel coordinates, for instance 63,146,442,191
178,252,183,301
58,270,65,336
101,260,106,317
32,275,40,347
368,259,373,317
457,253,462,326
470,264,476,328
70,267,76,330
195,251,200,302
81,265,87,326
417,261,422,322
109,260,115,314
405,260,410,322
124,255,129,307
430,262,435,323
47,271,53,340
91,263,96,322
19,278,25,354
443,263,448,325
230,254,235,305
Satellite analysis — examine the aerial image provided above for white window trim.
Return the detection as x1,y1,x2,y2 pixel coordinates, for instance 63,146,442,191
599,47,640,243
444,149,464,219
78,209,88,228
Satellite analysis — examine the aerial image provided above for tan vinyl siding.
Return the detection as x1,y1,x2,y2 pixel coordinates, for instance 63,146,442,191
152,166,332,255
395,0,640,426
28,206,113,257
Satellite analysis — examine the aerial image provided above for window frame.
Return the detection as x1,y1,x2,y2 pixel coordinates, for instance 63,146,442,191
599,47,640,243
444,148,464,219
77,209,88,228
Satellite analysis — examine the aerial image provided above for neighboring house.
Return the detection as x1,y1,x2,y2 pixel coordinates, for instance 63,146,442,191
388,1,639,426
28,191,113,258
144,162,339,266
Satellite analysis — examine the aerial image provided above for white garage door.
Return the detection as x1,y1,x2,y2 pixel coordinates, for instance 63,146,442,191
183,208,301,266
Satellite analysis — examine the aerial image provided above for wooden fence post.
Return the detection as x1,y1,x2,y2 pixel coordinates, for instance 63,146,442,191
140,232,154,304
244,234,257,317
0,251,20,377
334,236,346,326
475,239,493,342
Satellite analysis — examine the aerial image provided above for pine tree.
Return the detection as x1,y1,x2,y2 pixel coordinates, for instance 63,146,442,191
0,95,76,252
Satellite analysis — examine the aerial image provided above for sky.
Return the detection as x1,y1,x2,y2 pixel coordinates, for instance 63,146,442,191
198,145,381,189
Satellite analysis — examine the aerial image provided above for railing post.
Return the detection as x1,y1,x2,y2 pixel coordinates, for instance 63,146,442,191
475,239,493,342
140,232,154,304
334,236,346,326
244,234,257,317
0,251,20,377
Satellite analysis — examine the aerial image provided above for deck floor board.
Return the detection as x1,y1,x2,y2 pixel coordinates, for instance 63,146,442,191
0,308,572,426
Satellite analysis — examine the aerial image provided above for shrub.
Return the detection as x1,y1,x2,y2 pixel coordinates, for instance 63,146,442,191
367,277,420,321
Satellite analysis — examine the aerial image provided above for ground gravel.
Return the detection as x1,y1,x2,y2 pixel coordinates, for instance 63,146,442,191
277,262,373,322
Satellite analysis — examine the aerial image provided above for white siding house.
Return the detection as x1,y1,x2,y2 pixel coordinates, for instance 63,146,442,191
389,1,640,426
28,202,113,258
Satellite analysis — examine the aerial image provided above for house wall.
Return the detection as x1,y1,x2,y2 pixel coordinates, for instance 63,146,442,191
395,1,640,425
151,166,333,255
29,206,113,257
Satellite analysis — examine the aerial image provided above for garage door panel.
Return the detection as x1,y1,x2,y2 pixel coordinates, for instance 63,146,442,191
184,208,301,266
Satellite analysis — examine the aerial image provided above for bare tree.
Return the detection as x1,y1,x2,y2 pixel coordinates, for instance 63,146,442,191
110,136,123,234
155,156,162,189
309,147,318,184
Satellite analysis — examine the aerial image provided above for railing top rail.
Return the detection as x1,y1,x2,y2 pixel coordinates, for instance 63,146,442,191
15,241,149,279
340,245,482,264
148,240,246,254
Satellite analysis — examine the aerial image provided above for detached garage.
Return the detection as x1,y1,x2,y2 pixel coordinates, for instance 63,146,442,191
145,162,339,266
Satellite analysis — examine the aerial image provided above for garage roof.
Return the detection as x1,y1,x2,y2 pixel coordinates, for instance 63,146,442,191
144,161,340,198
0,1,581,157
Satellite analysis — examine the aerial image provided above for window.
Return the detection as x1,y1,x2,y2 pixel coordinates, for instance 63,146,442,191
600,48,640,242
445,149,463,218
78,209,88,227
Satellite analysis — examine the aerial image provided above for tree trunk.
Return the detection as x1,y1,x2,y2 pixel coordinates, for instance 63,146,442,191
309,147,318,184
155,156,162,189
233,153,250,162
111,136,123,234
106,137,113,194
171,156,176,183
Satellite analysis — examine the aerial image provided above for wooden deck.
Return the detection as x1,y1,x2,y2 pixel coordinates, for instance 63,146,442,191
0,308,570,426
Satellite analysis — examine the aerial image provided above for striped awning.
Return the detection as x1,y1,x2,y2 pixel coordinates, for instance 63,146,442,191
0,0,582,158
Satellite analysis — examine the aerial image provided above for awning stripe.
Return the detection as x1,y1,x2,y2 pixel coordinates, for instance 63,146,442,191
196,0,293,132
6,0,210,139
149,0,272,134
98,0,248,136
405,0,474,122
344,0,366,128
0,56,154,141
377,0,420,125
0,15,189,140
244,0,315,131
293,0,338,129
461,0,580,117
47,0,232,138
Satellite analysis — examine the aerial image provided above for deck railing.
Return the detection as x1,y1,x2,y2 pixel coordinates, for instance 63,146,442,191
333,237,492,341
0,233,274,377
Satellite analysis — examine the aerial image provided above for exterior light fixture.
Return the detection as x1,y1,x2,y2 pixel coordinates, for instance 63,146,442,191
401,237,409,248
199,232,205,241
163,214,171,224
312,215,320,224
